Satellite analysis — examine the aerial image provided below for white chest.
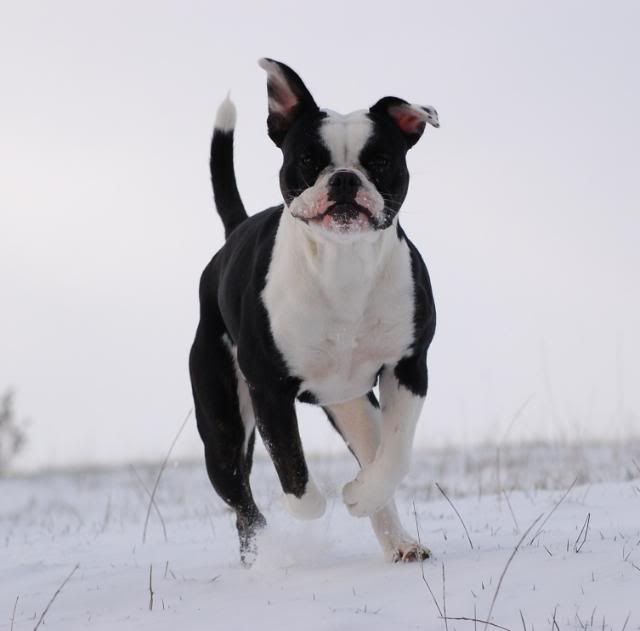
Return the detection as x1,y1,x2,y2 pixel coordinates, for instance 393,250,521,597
262,214,415,405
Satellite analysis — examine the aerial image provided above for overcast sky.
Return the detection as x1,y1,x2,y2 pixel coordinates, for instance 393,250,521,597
1,1,639,471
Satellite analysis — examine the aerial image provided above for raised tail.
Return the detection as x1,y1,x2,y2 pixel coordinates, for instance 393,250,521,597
210,95,248,238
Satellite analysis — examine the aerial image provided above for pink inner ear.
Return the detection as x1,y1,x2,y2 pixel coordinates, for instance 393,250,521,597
267,68,299,116
389,106,425,134
270,82,298,115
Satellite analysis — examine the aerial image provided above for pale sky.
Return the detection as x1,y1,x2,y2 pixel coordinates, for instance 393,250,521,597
1,1,639,471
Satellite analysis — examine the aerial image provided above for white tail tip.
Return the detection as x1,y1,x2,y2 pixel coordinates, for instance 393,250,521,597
215,93,236,132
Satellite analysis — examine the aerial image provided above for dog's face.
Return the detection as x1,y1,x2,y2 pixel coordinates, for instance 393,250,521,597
259,59,439,240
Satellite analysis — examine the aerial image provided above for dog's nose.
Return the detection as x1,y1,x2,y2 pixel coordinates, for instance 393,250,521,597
328,170,360,202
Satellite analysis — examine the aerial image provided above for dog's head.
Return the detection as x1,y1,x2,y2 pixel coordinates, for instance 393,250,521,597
259,58,439,241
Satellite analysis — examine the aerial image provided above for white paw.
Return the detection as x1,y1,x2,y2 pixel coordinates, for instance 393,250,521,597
385,539,432,563
284,480,326,520
342,468,394,517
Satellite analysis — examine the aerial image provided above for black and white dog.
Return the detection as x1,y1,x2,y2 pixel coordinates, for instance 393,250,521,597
189,59,438,564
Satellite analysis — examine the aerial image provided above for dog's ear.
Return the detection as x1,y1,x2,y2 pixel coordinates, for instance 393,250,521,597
258,58,319,147
370,97,439,149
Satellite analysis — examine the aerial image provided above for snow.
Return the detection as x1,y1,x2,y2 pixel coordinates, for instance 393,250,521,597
2,443,639,630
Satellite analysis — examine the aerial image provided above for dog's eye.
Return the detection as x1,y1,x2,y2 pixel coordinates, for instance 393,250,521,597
300,154,317,169
367,156,390,172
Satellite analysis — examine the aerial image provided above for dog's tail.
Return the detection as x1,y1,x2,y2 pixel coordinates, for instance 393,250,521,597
210,95,248,238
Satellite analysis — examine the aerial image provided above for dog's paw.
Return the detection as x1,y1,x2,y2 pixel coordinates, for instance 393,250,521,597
387,540,431,563
342,468,393,517
240,538,259,568
284,480,326,520
237,512,267,568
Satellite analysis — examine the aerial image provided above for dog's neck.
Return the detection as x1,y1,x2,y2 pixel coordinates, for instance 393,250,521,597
276,208,400,294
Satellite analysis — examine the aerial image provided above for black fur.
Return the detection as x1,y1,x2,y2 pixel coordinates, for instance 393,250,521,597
278,113,329,205
394,227,436,397
190,59,438,563
210,128,247,238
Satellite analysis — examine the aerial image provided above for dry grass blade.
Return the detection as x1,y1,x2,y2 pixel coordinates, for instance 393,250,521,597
148,564,154,611
99,494,111,535
442,562,449,631
33,564,79,631
519,609,526,631
441,616,511,631
436,482,474,550
10,596,19,631
503,490,520,532
621,611,631,631
529,477,577,545
633,459,640,477
142,408,192,544
412,501,443,618
495,396,534,505
574,512,591,553
483,513,543,631
130,465,168,542
499,394,535,445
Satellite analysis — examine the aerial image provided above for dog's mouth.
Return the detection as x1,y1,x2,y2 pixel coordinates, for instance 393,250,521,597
310,203,375,231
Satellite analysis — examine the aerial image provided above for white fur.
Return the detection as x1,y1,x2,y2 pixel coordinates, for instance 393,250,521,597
214,94,236,132
222,334,255,453
342,366,424,517
319,109,372,166
262,210,415,406
327,397,382,463
326,396,429,559
284,479,326,520
388,102,440,130
419,104,439,128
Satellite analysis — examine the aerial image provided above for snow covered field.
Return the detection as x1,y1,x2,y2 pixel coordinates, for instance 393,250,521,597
2,443,639,630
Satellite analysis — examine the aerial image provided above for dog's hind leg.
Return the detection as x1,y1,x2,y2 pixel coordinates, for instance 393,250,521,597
189,329,265,565
324,393,430,562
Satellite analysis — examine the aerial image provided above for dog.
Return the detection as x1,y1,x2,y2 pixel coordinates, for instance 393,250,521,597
189,59,438,564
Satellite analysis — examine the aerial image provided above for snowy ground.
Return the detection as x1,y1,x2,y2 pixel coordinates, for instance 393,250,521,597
2,443,640,630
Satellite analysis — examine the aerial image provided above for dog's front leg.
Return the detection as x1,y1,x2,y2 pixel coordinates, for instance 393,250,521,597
343,358,426,517
250,387,326,520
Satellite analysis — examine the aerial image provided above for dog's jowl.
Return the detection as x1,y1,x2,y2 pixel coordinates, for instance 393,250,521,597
189,59,439,565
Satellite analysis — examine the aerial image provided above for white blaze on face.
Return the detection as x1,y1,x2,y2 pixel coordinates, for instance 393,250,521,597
287,110,386,233
319,110,372,166
319,111,385,220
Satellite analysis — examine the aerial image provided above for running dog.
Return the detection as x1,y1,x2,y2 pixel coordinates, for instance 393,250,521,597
189,58,439,564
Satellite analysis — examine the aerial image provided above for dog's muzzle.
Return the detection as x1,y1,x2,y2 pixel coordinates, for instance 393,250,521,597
327,170,362,205
289,168,385,233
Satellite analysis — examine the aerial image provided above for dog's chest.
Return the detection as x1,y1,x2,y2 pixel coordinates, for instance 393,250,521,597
262,222,415,404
